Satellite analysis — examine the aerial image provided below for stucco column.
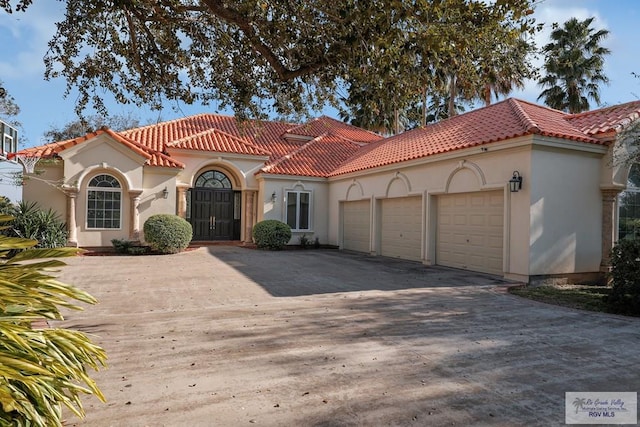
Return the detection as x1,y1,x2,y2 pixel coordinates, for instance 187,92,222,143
63,187,78,247
243,190,256,243
176,185,188,218
129,190,143,241
600,189,621,272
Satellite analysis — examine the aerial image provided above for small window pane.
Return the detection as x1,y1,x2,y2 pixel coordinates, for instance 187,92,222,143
299,192,310,230
195,170,232,188
286,192,297,229
87,174,122,229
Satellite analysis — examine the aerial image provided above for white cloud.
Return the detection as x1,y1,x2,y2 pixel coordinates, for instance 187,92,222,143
0,3,64,79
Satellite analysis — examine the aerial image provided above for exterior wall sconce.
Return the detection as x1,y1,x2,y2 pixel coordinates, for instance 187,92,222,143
271,191,277,202
509,171,523,192
162,187,169,199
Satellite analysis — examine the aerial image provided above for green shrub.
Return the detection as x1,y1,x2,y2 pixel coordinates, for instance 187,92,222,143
252,220,292,250
143,214,192,254
111,238,150,255
127,246,150,255
111,238,133,254
1,201,68,248
607,239,640,315
0,215,106,425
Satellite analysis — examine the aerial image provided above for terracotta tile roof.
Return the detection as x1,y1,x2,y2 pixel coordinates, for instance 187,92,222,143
261,133,363,177
166,128,271,156
15,100,638,179
285,116,383,144
566,100,640,136
122,114,296,158
329,98,605,177
13,128,185,169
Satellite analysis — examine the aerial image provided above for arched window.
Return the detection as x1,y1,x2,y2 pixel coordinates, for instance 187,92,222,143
619,164,640,240
87,174,122,229
195,170,232,188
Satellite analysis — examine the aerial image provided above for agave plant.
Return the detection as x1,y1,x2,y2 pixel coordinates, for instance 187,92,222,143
0,215,106,426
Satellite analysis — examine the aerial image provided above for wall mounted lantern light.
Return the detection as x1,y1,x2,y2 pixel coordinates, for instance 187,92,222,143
271,191,277,203
162,187,169,199
509,171,523,193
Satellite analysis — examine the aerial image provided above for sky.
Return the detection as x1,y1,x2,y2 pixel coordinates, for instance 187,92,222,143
1,0,640,148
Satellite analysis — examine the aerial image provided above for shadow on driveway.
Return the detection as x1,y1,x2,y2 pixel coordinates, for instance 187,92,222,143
206,246,515,297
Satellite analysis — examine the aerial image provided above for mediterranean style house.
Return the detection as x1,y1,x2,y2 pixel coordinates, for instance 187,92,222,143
13,98,640,284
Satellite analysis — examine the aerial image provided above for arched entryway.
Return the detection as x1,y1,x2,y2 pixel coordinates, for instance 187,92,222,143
188,170,241,241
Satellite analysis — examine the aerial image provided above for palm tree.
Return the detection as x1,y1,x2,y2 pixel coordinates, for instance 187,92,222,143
537,17,610,113
479,37,535,106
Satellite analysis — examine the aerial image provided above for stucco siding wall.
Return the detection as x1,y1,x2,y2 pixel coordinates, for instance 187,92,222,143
328,143,533,277
529,147,603,275
139,171,179,242
22,164,66,219
260,176,329,245
61,136,145,190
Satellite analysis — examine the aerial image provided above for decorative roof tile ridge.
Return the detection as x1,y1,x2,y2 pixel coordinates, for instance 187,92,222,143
120,113,233,134
316,115,383,139
284,115,382,140
284,116,321,133
100,127,187,168
567,100,640,119
148,151,186,169
507,98,543,134
100,127,153,159
567,100,640,133
165,126,271,156
260,132,334,174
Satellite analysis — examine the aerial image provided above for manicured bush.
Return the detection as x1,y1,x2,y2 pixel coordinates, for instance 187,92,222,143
0,215,106,425
606,239,640,315
143,214,192,254
1,201,68,248
252,220,292,250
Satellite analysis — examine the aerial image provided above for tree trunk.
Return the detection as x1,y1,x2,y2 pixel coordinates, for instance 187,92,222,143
484,83,492,107
448,75,457,117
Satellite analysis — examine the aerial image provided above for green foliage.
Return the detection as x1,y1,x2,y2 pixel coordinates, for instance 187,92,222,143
607,239,640,315
1,1,537,123
0,214,106,426
43,113,141,143
538,17,610,113
252,220,292,250
0,78,20,126
299,234,310,249
111,238,150,255
143,214,192,254
1,201,68,249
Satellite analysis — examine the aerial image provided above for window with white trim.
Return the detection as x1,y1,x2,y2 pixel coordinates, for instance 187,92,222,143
87,174,122,229
286,190,311,231
619,164,640,240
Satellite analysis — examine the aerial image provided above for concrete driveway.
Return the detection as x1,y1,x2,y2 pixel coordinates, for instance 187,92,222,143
57,247,640,427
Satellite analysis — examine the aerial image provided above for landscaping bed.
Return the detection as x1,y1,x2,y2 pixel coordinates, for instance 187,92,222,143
509,284,613,314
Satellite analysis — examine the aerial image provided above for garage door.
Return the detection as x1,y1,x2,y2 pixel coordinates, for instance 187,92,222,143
342,200,371,253
380,197,422,261
437,191,503,275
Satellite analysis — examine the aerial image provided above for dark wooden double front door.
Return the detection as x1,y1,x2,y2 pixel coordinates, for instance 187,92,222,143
191,189,240,241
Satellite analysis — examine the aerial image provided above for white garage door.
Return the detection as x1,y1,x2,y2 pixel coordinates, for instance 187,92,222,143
437,191,504,275
380,197,422,261
342,200,371,253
